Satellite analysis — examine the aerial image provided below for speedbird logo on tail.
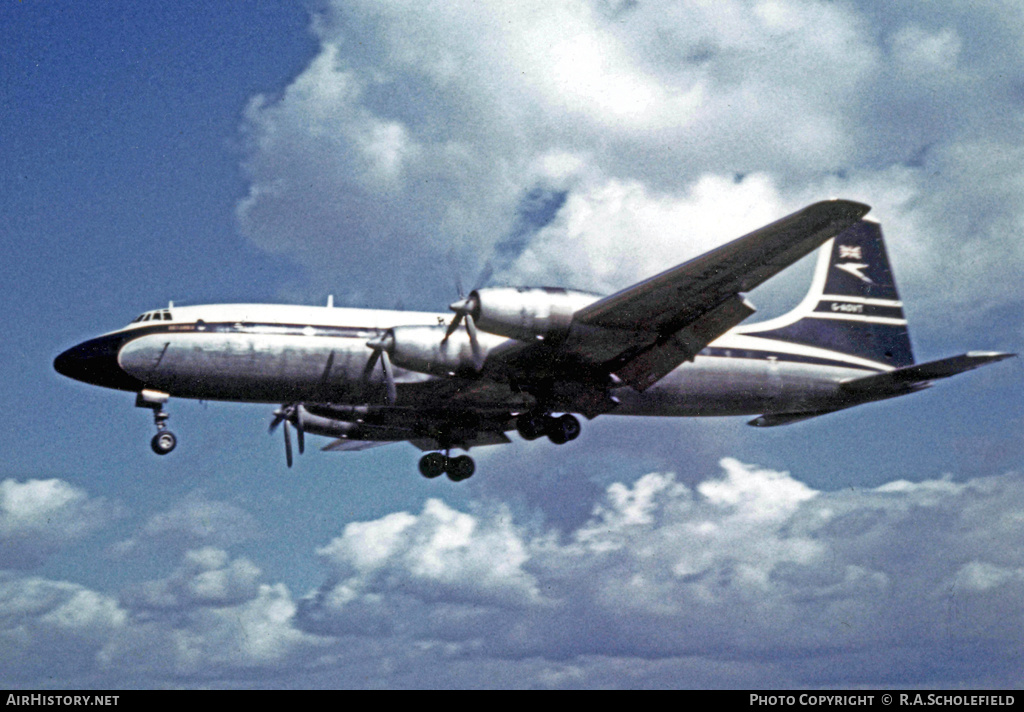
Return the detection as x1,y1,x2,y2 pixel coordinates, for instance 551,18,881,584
835,261,874,283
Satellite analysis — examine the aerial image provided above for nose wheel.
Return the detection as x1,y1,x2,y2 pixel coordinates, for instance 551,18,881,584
148,408,177,455
137,390,177,456
419,452,475,481
151,429,177,455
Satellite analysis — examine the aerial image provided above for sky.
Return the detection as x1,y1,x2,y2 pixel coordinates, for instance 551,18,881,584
1,0,1023,689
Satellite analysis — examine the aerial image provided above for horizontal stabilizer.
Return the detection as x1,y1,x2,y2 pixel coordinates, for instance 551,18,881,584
841,351,1016,394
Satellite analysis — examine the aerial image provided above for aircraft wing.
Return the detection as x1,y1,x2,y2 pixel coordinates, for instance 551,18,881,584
321,439,396,452
322,430,512,453
489,200,871,392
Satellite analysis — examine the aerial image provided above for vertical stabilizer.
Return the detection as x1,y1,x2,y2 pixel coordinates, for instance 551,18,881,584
737,220,914,368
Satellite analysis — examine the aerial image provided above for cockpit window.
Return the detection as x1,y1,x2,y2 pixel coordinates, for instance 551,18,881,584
129,309,173,326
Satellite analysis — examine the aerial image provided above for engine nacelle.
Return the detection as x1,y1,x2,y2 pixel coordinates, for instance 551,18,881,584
387,325,507,376
468,287,601,342
297,406,360,438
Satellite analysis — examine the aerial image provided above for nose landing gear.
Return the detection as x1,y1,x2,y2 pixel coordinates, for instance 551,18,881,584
137,390,176,456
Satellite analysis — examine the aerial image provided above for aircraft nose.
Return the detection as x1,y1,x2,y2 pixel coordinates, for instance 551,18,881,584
54,335,143,391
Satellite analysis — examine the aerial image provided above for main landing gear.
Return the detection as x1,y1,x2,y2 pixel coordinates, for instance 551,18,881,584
419,451,476,482
137,390,177,456
515,412,581,445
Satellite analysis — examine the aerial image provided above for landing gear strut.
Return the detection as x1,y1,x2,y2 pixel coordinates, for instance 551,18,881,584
137,389,176,456
516,412,581,445
419,452,475,482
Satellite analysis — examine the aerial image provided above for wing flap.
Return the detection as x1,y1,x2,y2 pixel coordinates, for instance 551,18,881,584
615,294,756,390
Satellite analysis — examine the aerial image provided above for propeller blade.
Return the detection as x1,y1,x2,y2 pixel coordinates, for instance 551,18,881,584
364,331,397,404
444,293,477,343
472,260,493,293
295,406,305,455
442,312,463,342
269,405,289,433
380,349,397,404
465,314,484,370
283,420,293,468
362,349,381,379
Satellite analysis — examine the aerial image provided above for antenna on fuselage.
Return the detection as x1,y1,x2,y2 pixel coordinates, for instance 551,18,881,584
327,295,334,308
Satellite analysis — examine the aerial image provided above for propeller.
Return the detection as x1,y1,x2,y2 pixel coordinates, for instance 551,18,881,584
269,404,305,467
442,260,491,371
364,331,398,404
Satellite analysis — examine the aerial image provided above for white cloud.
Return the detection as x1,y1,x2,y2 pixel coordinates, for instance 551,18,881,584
2,458,1023,687
291,458,1024,685
0,479,115,569
0,576,127,682
502,172,788,292
123,547,263,610
98,583,323,681
235,0,1024,344
298,499,541,638
891,25,962,75
112,491,259,558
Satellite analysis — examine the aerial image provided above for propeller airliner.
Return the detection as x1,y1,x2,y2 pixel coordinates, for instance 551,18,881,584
54,200,1014,481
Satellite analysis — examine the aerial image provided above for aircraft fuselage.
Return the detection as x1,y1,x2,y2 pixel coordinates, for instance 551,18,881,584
55,302,872,418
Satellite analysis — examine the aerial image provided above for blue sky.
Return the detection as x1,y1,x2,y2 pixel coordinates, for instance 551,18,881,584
2,0,1023,689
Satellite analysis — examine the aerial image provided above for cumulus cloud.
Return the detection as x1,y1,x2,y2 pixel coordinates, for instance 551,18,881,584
111,491,259,558
289,458,1024,686
122,547,263,611
0,574,322,686
297,498,540,639
0,479,116,569
237,0,1024,334
0,576,127,683
2,459,1022,687
98,583,323,682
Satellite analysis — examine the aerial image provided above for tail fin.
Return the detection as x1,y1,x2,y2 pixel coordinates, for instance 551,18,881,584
737,220,914,369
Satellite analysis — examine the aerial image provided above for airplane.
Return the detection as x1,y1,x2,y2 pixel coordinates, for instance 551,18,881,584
54,200,1014,481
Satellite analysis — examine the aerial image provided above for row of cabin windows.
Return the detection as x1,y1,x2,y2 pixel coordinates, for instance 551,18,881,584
132,310,173,323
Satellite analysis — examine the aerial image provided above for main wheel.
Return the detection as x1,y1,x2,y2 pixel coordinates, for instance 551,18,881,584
418,452,447,478
151,430,177,455
516,412,546,440
546,414,580,445
446,455,475,482
558,414,581,441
